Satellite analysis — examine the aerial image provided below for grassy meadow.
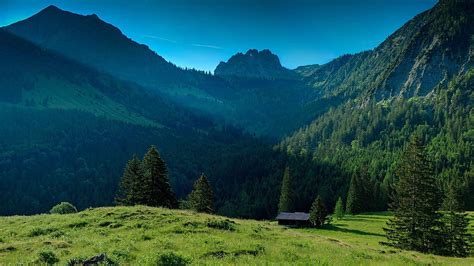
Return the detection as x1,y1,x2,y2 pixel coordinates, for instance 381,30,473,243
0,206,472,265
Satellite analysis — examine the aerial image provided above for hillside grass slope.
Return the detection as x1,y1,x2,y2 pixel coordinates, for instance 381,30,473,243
0,206,472,265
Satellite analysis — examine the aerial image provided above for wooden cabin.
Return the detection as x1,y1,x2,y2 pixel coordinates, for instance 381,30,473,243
276,212,311,227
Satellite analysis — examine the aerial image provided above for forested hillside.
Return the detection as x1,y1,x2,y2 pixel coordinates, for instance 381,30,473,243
277,0,474,212
0,30,286,217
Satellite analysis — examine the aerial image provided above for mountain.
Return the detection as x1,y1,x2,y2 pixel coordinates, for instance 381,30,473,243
215,49,297,79
3,7,318,137
0,29,285,217
4,5,182,89
301,0,474,101
277,0,474,211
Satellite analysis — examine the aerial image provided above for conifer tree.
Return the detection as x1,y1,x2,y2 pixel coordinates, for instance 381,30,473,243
346,175,361,214
143,146,177,208
439,181,472,257
383,135,442,253
188,174,214,213
278,167,293,213
309,195,328,228
334,196,345,220
115,155,146,205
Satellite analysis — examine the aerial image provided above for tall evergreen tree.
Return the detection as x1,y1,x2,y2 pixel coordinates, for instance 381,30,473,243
309,195,328,228
188,174,214,213
115,155,146,205
439,181,472,257
346,174,361,214
278,167,293,213
334,196,345,220
143,146,177,208
383,135,442,254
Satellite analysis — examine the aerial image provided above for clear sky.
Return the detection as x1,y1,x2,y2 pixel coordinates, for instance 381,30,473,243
1,0,437,72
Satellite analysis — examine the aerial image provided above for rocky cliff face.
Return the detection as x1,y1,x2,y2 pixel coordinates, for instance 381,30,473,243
302,0,474,101
215,49,297,79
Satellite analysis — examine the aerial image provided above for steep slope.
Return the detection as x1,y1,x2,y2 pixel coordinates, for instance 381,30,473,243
4,5,181,89
0,29,177,127
215,49,297,79
277,0,474,211
302,0,473,100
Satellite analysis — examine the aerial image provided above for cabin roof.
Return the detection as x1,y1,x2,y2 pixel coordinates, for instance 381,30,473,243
276,212,310,221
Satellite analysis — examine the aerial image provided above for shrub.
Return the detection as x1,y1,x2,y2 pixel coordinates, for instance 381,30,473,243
206,219,236,231
37,250,59,264
50,202,77,214
157,252,190,266
28,227,58,237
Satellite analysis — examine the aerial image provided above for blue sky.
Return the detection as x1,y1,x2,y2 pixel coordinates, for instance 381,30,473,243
1,0,437,71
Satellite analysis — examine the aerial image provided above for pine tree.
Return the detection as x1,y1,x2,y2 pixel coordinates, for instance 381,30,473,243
334,196,345,220
309,195,328,228
439,181,472,257
142,146,177,208
346,174,360,214
115,155,146,205
383,135,442,254
188,174,214,213
278,167,293,213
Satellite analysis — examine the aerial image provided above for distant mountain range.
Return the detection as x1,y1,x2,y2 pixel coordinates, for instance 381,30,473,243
0,0,472,216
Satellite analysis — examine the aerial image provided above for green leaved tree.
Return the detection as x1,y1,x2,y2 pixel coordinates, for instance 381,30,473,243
188,174,214,213
383,135,442,254
346,175,361,215
439,181,472,257
142,146,177,208
309,195,328,228
278,167,294,213
334,196,345,220
116,155,146,205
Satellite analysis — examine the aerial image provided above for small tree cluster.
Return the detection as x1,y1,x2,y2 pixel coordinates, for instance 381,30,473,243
116,146,177,208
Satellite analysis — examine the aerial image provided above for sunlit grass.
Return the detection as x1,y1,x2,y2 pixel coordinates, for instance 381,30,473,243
0,206,472,265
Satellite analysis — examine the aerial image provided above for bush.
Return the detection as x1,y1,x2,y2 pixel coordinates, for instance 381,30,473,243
156,252,190,266
37,250,59,264
206,219,236,231
50,202,77,214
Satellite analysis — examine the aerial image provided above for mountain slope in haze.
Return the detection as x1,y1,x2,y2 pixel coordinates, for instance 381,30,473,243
0,29,162,127
4,5,181,89
214,49,297,79
4,7,318,137
277,0,474,211
0,30,285,217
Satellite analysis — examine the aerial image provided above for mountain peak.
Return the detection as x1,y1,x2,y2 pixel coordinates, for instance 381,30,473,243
215,49,296,79
41,5,62,12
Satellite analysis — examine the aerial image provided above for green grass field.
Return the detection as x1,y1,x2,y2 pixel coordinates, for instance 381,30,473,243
0,206,472,265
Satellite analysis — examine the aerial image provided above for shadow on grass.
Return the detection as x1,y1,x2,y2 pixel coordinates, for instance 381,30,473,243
322,224,384,237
